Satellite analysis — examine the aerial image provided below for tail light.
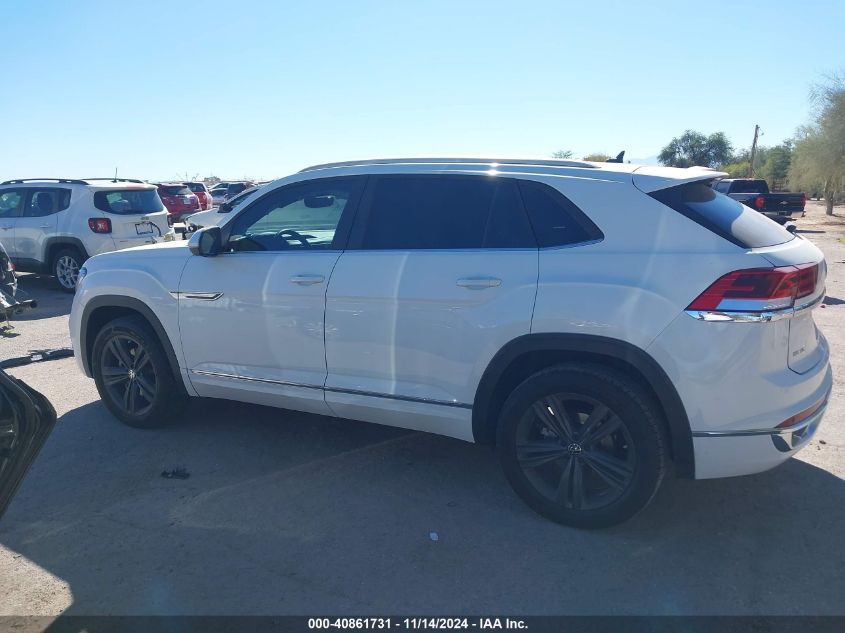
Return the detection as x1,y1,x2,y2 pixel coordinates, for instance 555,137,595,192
687,263,819,313
754,195,765,210
88,218,112,234
801,193,807,209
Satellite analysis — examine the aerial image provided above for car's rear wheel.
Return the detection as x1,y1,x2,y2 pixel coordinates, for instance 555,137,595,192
498,364,666,528
52,248,83,293
92,316,186,428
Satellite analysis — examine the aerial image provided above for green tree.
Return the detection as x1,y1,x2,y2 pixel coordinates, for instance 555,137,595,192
788,73,845,215
758,142,793,184
552,150,574,159
658,130,734,168
583,153,611,162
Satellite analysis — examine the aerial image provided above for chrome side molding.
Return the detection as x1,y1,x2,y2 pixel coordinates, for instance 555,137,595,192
169,292,224,301
685,292,824,323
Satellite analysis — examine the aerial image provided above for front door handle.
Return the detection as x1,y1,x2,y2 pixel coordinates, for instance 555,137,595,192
456,277,502,289
290,274,325,286
0,226,11,231
39,224,52,229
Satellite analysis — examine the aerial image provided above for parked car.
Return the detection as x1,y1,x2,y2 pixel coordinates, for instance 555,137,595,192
712,178,806,224
183,185,262,231
184,182,213,210
224,181,256,201
155,183,201,225
0,178,171,291
209,183,229,207
70,157,831,528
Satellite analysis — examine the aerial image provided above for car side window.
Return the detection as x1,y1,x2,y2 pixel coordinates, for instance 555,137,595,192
228,177,363,252
353,175,535,250
23,189,71,217
517,180,603,248
0,190,24,218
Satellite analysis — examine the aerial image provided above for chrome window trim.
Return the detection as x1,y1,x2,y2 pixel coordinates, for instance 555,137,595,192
685,292,824,323
190,369,473,410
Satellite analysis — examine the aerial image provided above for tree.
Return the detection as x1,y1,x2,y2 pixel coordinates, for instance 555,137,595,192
758,142,793,183
788,73,845,215
583,153,611,162
552,150,573,159
658,130,733,168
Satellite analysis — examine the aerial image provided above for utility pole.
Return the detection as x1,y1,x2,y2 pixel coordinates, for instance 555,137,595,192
748,124,760,178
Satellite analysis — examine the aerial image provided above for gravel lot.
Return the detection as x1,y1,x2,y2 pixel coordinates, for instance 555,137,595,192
1,202,843,616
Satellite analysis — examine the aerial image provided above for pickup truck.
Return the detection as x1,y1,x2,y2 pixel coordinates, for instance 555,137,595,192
712,178,806,224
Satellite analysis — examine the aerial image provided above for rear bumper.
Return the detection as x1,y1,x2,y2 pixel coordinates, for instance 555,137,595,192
692,366,832,479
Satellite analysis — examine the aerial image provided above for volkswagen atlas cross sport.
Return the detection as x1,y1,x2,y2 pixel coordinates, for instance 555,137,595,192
68,157,832,528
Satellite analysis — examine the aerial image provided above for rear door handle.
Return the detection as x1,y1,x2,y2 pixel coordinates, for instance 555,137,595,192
0,226,11,231
39,224,51,229
456,277,502,289
290,274,325,286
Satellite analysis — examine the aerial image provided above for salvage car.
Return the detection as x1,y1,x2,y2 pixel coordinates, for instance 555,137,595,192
69,157,831,528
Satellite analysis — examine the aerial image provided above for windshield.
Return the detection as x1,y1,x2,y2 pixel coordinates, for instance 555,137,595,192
93,189,165,215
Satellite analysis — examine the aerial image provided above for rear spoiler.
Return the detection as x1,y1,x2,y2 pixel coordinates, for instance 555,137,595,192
633,166,728,193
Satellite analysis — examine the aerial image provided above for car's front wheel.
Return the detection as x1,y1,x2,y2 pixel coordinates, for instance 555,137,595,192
498,364,666,528
91,316,187,428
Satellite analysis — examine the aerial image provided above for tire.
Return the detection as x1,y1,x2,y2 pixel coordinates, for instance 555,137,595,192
91,315,187,428
52,248,83,293
497,364,666,529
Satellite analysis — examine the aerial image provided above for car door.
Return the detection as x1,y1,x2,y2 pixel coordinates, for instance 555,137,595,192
0,368,58,520
14,188,67,265
178,176,365,416
0,189,24,257
323,174,539,441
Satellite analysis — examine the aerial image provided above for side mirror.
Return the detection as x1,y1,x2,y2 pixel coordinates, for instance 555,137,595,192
188,226,223,257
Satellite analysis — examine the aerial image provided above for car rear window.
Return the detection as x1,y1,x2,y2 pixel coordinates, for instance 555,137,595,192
727,180,767,194
93,189,165,215
159,185,192,196
185,183,206,193
649,182,793,248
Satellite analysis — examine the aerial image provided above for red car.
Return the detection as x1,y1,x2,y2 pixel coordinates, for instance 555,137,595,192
184,181,213,210
155,183,200,224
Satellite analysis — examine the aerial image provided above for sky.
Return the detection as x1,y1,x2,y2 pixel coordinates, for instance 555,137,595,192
1,0,843,182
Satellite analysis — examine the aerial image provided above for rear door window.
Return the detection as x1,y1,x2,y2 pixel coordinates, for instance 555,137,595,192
23,188,71,217
94,189,165,215
352,175,535,250
649,182,793,248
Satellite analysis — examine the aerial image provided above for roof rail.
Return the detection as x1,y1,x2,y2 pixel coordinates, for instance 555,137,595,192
81,178,145,184
0,178,88,185
299,157,597,173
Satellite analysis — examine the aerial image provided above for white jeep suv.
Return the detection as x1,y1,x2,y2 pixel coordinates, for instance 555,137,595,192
0,178,171,291
69,158,832,527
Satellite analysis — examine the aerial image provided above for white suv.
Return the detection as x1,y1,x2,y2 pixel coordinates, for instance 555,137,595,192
69,158,832,527
0,178,171,291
